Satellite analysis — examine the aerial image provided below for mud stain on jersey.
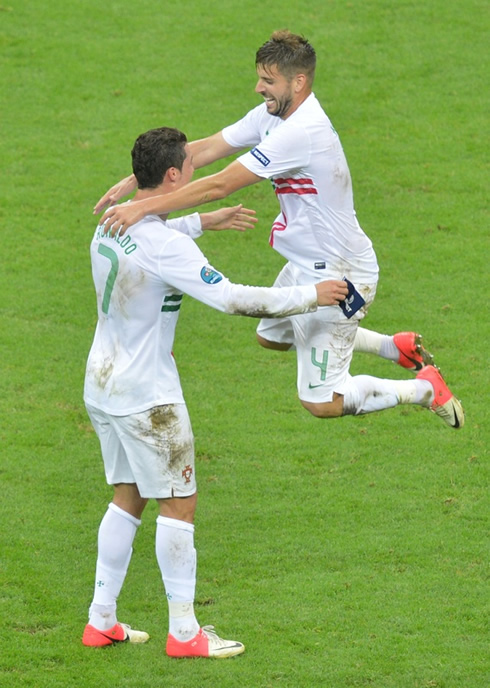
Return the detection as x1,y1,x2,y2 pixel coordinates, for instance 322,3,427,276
358,284,376,316
227,300,315,318
97,357,114,388
333,164,351,192
228,304,274,318
112,267,146,319
87,354,115,390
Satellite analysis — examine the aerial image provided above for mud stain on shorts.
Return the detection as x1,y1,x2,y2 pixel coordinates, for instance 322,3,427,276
148,405,193,470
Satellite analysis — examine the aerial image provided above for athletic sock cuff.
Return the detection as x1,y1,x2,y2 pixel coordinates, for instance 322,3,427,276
108,502,142,527
156,515,195,533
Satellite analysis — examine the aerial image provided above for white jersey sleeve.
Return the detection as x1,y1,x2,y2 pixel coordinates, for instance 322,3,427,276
221,103,267,149
222,102,311,180
236,122,311,180
163,212,203,239
157,231,319,318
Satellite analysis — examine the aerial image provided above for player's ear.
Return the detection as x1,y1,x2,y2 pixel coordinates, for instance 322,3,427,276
294,73,307,92
165,167,179,183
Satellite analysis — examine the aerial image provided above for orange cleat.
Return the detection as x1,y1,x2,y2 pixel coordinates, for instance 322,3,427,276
166,625,244,659
416,365,464,429
82,622,149,647
394,332,434,371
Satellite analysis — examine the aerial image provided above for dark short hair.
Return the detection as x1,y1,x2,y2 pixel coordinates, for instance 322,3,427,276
131,127,187,189
255,29,316,84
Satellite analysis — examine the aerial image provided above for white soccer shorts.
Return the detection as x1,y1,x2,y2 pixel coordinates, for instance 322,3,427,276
256,262,377,403
86,403,196,498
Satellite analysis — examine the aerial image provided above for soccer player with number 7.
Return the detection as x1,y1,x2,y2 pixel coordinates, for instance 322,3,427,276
83,126,350,656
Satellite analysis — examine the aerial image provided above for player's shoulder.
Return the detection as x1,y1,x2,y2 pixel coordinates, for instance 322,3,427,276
131,215,173,239
123,215,181,257
293,93,328,123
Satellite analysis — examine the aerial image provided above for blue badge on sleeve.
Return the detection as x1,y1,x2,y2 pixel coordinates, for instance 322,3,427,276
339,278,366,319
200,266,223,284
251,147,271,167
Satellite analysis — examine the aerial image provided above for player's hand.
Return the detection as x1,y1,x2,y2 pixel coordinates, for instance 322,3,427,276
315,280,349,306
99,200,146,237
93,174,137,214
200,204,257,232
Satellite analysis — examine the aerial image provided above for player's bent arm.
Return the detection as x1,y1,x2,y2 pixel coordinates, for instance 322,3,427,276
199,205,257,232
156,234,319,318
220,280,348,315
94,174,138,214
158,159,261,208
100,161,262,234
315,280,349,306
93,131,238,215
220,283,319,317
189,132,243,169
159,235,347,316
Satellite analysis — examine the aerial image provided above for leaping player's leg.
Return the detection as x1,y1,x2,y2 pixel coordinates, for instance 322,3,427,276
303,367,464,429
355,328,434,371
292,294,463,429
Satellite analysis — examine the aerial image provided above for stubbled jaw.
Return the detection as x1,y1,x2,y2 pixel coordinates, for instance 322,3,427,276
263,95,279,114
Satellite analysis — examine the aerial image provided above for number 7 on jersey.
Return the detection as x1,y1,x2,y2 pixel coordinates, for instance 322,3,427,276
97,244,119,314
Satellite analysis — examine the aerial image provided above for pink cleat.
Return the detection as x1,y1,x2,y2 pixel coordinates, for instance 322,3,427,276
416,365,464,429
394,332,434,371
82,622,149,647
166,625,245,659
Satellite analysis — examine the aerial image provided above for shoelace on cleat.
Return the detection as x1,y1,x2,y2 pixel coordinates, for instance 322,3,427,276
201,626,231,648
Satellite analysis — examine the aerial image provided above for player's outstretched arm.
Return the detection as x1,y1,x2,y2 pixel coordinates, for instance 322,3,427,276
199,204,257,232
315,280,348,306
93,174,137,214
189,132,242,169
99,160,262,236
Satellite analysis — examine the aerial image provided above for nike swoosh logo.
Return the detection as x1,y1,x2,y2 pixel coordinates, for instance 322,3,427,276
449,402,460,428
308,383,325,389
100,629,127,643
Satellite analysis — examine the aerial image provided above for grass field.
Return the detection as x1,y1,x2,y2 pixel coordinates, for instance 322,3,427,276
1,0,488,686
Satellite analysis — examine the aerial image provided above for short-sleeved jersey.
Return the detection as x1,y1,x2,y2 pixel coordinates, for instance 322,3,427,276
84,212,319,415
222,93,379,283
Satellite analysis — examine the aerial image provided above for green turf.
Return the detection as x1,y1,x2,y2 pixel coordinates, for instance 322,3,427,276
1,0,488,686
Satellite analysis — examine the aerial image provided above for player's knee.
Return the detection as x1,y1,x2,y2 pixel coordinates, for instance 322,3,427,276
300,396,344,418
158,492,198,524
256,333,292,351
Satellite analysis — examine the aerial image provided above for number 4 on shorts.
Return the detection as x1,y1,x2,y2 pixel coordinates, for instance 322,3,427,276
311,347,328,381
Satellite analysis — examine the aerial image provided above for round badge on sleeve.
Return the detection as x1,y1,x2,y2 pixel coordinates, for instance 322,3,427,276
200,266,223,284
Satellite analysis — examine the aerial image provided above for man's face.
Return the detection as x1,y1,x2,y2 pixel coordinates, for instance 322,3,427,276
255,64,295,119
175,144,194,188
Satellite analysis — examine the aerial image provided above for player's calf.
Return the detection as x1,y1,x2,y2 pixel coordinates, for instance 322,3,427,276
300,394,344,418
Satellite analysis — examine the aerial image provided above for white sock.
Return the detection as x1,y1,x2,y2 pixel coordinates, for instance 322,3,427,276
355,328,399,362
88,503,141,630
343,375,434,415
156,515,199,642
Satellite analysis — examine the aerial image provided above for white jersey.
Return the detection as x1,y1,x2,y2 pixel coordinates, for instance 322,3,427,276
222,93,379,283
84,212,319,415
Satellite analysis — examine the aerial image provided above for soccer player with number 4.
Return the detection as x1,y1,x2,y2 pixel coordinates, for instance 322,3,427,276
95,30,464,431
83,126,351,656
